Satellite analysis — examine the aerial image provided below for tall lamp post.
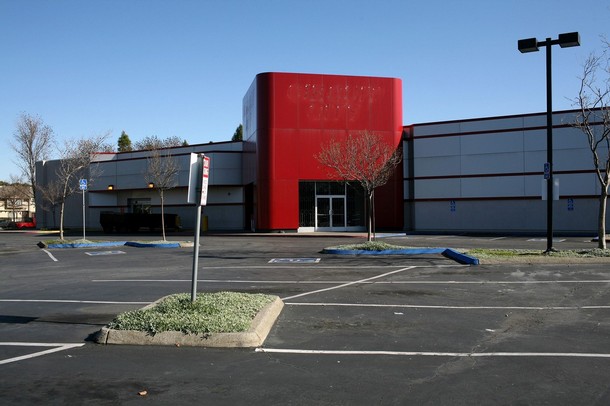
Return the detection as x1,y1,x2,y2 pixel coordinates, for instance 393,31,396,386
518,32,580,253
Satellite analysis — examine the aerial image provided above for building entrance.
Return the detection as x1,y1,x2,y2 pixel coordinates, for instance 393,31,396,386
316,196,346,230
298,181,365,232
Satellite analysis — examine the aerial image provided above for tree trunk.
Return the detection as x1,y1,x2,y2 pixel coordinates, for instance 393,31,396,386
598,185,608,249
371,189,377,241
59,202,65,240
366,192,373,242
160,191,166,241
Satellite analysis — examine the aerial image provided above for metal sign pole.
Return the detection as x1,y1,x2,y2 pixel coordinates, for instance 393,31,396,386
79,178,87,241
191,203,202,302
82,189,86,241
190,154,210,302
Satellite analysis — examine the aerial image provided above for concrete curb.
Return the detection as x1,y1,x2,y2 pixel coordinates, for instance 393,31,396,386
124,241,180,248
441,248,480,265
40,240,192,249
322,247,479,265
95,296,284,347
45,241,127,248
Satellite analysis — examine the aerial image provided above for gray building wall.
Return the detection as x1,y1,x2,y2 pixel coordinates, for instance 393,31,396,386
36,141,245,232
404,110,607,235
35,110,608,236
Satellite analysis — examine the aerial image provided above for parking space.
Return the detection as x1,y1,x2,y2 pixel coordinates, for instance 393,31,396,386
2,232,610,404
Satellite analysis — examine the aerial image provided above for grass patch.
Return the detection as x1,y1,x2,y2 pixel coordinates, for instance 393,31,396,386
107,292,276,335
325,241,415,251
42,238,101,245
466,248,610,259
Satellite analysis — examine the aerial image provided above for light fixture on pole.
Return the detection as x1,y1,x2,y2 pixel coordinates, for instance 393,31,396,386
518,32,580,253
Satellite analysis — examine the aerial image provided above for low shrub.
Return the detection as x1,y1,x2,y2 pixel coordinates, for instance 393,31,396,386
108,292,275,335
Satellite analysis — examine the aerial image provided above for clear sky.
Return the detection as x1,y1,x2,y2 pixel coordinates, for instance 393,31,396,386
1,0,609,181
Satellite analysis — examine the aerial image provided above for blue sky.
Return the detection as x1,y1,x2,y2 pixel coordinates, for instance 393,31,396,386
1,0,609,181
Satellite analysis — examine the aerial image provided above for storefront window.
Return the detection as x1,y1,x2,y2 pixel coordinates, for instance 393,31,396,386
299,182,315,227
300,181,364,229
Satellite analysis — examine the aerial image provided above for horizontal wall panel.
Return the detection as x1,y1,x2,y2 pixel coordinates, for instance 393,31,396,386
554,149,595,171
459,117,525,133
460,131,524,155
553,127,593,149
460,152,524,175
524,175,545,197
413,137,461,158
460,176,525,198
413,122,461,137
414,178,461,199
412,156,461,177
523,114,546,127
522,129,546,150
412,198,604,234
524,151,546,172
554,173,599,196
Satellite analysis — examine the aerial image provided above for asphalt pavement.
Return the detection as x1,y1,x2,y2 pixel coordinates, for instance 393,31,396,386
1,230,610,405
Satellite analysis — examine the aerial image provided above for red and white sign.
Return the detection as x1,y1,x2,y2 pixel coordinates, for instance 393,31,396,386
200,155,210,206
187,153,211,206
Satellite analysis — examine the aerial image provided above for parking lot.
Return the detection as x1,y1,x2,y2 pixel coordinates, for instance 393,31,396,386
2,231,610,405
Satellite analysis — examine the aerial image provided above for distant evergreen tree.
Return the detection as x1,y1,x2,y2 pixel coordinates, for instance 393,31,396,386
133,135,185,151
118,131,133,152
232,124,243,141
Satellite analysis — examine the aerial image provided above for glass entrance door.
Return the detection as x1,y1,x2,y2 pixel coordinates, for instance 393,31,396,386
316,196,345,230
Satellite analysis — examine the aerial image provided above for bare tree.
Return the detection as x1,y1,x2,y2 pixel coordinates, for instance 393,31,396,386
316,131,402,241
54,134,109,240
144,149,179,241
572,41,610,249
37,179,64,229
11,113,54,204
0,176,32,222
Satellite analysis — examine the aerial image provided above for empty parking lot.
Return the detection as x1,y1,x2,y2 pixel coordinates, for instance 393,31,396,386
2,232,610,404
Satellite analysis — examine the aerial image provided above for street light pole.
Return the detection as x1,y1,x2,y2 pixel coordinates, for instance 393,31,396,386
545,38,554,253
518,32,580,253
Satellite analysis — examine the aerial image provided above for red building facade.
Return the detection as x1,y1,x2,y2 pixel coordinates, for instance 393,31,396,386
243,72,404,232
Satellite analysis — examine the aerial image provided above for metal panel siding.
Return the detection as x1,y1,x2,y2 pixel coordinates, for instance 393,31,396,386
523,129,547,150
554,149,594,171
415,178,462,199
346,75,372,129
556,173,599,195
413,156,461,177
524,150,546,172
461,176,525,197
413,122,461,137
460,132,524,155
460,152,525,175
250,72,403,230
523,114,547,127
459,117,525,133
414,137,461,158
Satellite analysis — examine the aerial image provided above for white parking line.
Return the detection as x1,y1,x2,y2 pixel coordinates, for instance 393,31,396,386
0,342,85,365
42,249,58,262
91,279,610,285
255,348,610,359
281,266,416,301
0,299,150,305
286,302,610,310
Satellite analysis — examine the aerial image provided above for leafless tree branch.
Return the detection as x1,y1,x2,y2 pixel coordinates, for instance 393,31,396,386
316,131,402,241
